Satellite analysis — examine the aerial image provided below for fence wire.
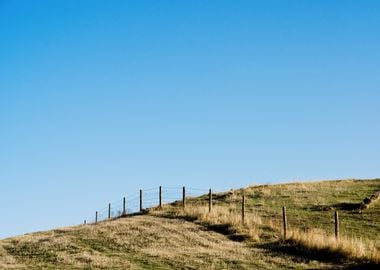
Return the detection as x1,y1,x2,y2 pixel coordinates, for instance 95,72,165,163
84,186,212,224
81,186,380,253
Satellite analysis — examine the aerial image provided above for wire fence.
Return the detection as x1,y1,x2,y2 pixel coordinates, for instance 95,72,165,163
81,185,380,258
84,186,213,224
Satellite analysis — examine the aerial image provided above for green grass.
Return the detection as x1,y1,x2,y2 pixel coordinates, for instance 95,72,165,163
157,178,380,265
243,179,380,246
1,178,379,269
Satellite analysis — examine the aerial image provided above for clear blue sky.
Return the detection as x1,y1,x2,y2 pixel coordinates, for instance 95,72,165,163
1,0,379,238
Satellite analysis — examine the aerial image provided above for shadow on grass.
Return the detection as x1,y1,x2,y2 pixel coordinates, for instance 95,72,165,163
257,240,379,269
204,223,248,242
150,211,249,242
120,210,379,268
333,202,362,211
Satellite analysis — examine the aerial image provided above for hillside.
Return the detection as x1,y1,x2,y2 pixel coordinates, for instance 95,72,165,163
1,179,379,269
0,215,337,269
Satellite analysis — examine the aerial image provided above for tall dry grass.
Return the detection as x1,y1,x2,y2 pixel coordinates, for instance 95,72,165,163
154,203,380,264
184,205,263,240
286,228,380,263
152,204,266,242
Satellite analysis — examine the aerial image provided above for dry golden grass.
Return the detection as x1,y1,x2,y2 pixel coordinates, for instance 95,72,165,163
152,179,380,265
3,227,123,269
155,209,379,266
0,216,285,269
286,228,380,263
265,212,380,264
0,243,21,269
1,214,341,269
153,205,264,241
1,179,379,269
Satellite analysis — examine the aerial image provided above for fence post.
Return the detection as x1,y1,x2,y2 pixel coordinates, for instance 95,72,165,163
95,211,98,224
108,203,111,219
209,189,212,213
123,197,126,215
159,186,162,209
282,206,287,240
182,186,186,210
335,211,339,240
242,192,245,224
140,189,143,212
84,220,86,225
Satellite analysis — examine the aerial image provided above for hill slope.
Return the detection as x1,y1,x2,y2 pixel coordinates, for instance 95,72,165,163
0,215,336,269
1,179,379,269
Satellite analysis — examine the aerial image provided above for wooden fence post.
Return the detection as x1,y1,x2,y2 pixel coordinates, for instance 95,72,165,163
140,189,143,212
95,211,98,224
84,220,86,225
335,211,339,240
282,206,287,240
123,197,126,215
182,186,186,210
108,203,111,219
159,186,162,209
242,192,245,224
209,189,212,213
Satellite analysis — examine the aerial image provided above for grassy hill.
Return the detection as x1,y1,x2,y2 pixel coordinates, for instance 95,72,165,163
1,179,379,269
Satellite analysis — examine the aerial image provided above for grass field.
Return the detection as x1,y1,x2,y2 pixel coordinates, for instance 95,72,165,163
1,179,379,269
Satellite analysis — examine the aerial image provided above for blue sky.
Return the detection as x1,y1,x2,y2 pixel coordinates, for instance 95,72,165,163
0,0,379,238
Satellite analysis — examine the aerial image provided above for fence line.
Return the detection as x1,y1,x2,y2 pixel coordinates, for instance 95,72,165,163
84,186,208,224
83,186,347,246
